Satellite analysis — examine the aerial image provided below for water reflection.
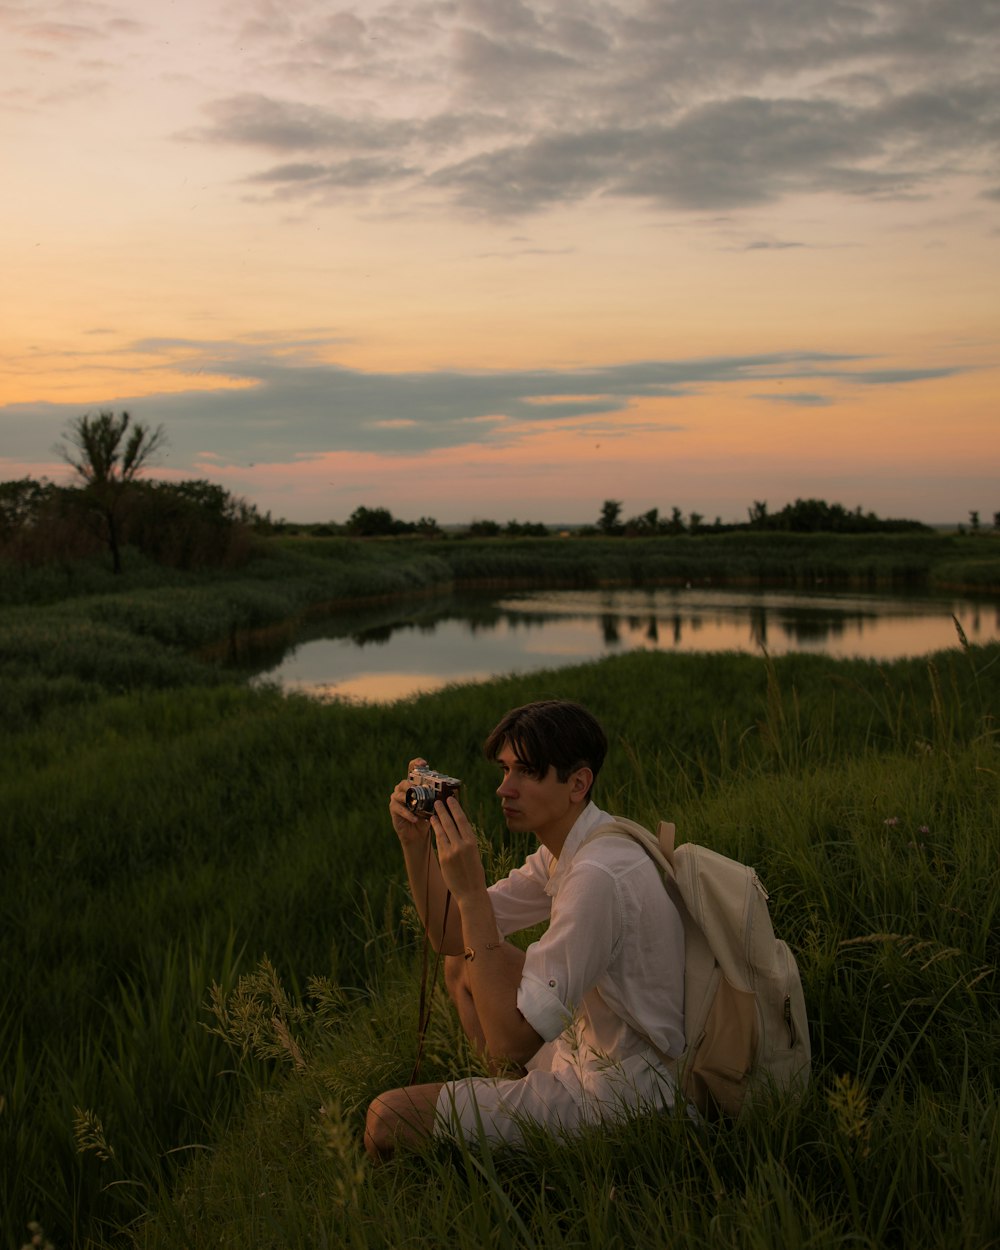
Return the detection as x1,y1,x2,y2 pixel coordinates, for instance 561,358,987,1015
240,587,999,703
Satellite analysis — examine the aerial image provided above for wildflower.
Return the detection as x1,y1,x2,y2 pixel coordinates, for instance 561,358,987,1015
317,1099,366,1207
883,816,899,827
21,1222,54,1250
919,825,930,835
827,1073,871,1157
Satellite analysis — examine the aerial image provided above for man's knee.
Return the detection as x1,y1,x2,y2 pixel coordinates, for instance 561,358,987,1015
364,1093,396,1160
364,1084,442,1160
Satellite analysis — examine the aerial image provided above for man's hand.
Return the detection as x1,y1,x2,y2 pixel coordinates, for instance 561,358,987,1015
389,757,432,847
430,795,488,904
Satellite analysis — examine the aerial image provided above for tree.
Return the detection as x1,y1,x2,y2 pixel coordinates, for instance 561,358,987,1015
125,479,261,568
624,507,658,536
57,411,166,573
969,510,980,533
666,506,686,535
0,477,50,537
747,500,769,529
346,505,396,536
598,499,623,535
0,477,74,568
468,519,502,536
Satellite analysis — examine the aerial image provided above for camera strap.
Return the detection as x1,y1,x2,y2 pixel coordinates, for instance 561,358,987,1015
409,837,453,1085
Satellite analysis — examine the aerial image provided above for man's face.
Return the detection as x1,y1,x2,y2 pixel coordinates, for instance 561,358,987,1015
493,742,589,844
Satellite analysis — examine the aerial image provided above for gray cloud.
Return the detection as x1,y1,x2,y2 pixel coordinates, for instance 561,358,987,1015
741,240,805,251
752,393,836,407
0,341,966,469
245,155,417,192
845,367,963,385
181,0,1000,217
192,92,420,153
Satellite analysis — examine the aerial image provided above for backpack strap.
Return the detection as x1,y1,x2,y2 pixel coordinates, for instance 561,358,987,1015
578,816,686,1084
581,816,677,876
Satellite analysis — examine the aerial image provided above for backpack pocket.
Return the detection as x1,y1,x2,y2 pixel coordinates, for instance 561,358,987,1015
684,975,759,1117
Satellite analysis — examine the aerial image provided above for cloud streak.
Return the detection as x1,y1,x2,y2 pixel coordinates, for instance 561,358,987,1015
0,340,967,467
174,0,1000,218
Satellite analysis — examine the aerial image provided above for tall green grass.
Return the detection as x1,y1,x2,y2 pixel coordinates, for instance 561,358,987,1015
2,633,998,1248
4,529,998,610
127,703,999,1250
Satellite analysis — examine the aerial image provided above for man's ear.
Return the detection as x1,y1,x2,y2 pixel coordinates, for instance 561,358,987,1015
569,767,593,803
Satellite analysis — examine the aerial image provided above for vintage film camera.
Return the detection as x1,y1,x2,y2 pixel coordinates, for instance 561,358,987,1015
405,766,462,816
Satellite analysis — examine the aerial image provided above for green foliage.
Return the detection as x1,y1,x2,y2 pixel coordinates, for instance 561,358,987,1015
504,519,550,536
122,479,261,569
58,411,166,489
2,630,999,1247
744,497,930,534
0,477,52,533
55,411,167,574
468,519,502,537
346,505,441,537
598,498,623,535
0,472,263,580
124,712,1000,1250
1,542,999,1246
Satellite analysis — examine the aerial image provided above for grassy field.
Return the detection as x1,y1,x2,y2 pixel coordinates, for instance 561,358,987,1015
1,536,998,1248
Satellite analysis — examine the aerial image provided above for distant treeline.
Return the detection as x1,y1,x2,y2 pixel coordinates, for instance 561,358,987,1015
3,406,994,576
592,497,933,537
4,477,997,578
296,496,937,539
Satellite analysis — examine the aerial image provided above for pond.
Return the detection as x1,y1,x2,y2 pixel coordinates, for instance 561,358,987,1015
240,586,1000,703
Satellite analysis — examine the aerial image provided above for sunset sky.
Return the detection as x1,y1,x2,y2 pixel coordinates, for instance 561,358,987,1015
2,0,997,526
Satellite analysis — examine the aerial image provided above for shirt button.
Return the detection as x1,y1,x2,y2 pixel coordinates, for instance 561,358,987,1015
548,979,557,987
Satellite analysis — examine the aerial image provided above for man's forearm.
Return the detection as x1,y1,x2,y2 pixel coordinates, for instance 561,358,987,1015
459,891,542,1067
401,838,464,954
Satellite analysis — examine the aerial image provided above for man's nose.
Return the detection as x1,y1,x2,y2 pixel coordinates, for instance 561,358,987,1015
496,775,517,797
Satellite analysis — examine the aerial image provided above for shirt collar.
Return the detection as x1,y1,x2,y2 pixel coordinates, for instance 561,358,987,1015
544,801,609,897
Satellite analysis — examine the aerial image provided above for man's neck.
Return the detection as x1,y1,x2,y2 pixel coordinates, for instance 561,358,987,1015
536,801,590,859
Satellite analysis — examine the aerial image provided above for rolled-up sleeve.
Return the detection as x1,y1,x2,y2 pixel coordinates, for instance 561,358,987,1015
517,971,574,1041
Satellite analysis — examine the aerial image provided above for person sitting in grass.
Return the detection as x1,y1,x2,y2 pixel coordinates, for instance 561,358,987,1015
364,699,686,1158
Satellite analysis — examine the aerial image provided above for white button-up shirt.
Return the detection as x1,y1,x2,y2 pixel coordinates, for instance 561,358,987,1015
487,802,685,1078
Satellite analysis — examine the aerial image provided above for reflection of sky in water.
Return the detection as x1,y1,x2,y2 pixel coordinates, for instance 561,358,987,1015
254,588,1000,703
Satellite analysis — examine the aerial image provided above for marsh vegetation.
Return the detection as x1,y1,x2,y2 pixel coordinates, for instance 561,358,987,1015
1,534,998,1248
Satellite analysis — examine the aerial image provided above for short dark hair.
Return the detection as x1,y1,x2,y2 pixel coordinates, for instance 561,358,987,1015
483,700,607,798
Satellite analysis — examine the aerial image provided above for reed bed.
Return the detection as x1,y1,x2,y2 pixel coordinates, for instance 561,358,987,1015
4,529,998,609
2,615,998,1247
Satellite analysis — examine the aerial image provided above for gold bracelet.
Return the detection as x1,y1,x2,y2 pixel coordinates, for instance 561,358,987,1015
463,940,502,962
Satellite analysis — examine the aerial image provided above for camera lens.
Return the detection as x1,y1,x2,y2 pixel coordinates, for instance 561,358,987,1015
404,785,435,815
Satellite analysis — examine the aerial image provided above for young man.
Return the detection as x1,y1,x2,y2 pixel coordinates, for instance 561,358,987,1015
364,699,685,1159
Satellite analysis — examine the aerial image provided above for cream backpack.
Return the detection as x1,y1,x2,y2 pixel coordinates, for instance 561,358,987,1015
586,817,811,1117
